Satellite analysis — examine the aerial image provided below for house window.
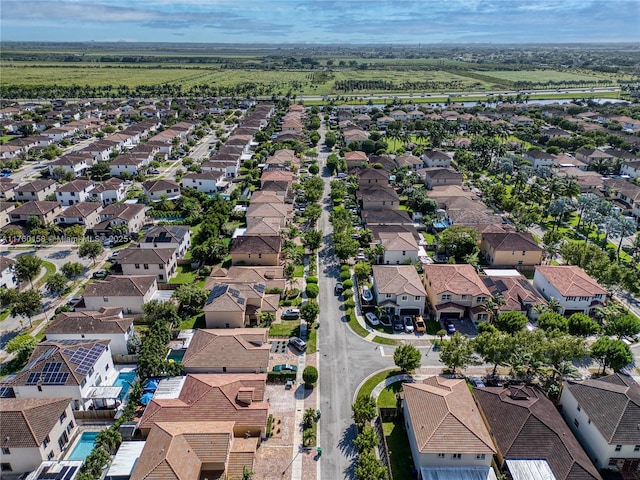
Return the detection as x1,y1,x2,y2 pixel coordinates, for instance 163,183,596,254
37,385,43,392
103,297,109,302
258,253,263,259
634,445,640,452
577,405,581,412
159,274,164,280
478,313,488,321
401,296,408,301
518,260,523,265
1,448,9,455
402,251,406,256
59,411,67,423
143,264,149,270
452,454,462,460
461,295,467,300
476,454,485,460
47,451,55,461
70,192,75,196
415,296,421,301
579,296,590,301
437,453,445,458
1,463,12,472
615,445,622,452
477,296,486,303
574,419,580,428
89,367,94,376
67,421,74,433
105,364,109,371
386,294,392,298
442,294,451,301
135,264,140,269
566,296,576,301
43,435,50,448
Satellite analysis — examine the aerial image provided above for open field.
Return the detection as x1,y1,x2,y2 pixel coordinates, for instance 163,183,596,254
478,69,624,83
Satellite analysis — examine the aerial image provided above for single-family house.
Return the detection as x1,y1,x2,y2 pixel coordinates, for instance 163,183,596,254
138,374,269,438
182,329,270,374
0,255,17,290
181,171,225,194
117,247,177,283
54,179,96,206
523,150,557,169
142,179,181,202
48,154,91,178
246,202,288,229
621,160,640,179
88,177,127,206
0,398,77,475
372,265,427,317
3,339,115,411
474,385,601,480
358,186,399,210
377,231,420,265
0,180,17,201
82,275,158,315
480,232,543,269
362,208,414,227
423,264,492,323
93,203,146,236
422,150,452,168
55,202,101,229
45,307,133,357
533,265,607,315
575,148,615,168
203,283,279,329
424,168,463,189
403,376,497,480
0,201,15,227
481,270,547,320
204,266,286,293
9,201,62,225
130,421,258,480
14,179,56,202
230,236,281,267
560,373,640,473
138,225,191,259
358,168,389,186
395,154,423,170
109,155,147,177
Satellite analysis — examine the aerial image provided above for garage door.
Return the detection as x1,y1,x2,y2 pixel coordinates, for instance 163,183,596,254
400,308,420,316
440,312,462,320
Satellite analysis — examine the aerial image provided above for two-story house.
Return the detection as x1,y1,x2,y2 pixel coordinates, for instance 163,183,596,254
45,307,133,357
117,247,177,283
481,270,547,320
424,168,463,190
533,265,607,315
377,232,420,265
181,171,225,194
230,236,281,267
2,339,115,411
480,232,543,269
523,150,557,169
55,202,102,229
92,203,146,236
0,398,77,475
358,186,399,210
48,154,91,178
54,179,96,206
358,168,389,186
422,149,452,168
560,373,640,473
88,177,127,206
203,283,280,328
142,179,181,202
423,264,492,324
372,265,426,317
404,376,496,480
138,225,191,259
82,275,158,314
10,201,63,226
14,179,56,202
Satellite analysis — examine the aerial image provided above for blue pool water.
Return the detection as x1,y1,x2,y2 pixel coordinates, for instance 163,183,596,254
167,349,185,362
68,431,99,461
113,371,136,396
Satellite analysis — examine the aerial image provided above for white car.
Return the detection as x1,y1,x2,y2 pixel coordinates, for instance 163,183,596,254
365,312,380,326
361,286,373,303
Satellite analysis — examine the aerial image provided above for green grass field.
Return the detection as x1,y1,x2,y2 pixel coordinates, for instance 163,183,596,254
479,69,624,83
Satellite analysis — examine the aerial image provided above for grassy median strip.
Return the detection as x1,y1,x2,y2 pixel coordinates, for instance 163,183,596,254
356,369,402,401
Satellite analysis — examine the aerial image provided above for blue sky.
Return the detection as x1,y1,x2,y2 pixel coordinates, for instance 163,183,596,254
2,0,639,44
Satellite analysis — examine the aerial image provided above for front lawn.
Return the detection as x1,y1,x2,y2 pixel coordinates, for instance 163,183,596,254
269,319,301,338
178,313,205,330
377,383,402,408
169,264,198,284
356,369,402,401
34,260,56,289
306,324,317,354
382,418,414,480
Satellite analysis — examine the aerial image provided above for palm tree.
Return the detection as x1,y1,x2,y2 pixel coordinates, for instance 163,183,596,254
546,296,562,313
614,216,637,261
482,294,506,323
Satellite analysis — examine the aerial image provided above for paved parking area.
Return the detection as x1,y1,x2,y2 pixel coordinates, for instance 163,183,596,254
253,384,297,480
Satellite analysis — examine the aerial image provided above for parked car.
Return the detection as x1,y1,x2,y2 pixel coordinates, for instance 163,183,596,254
67,296,82,306
445,320,456,335
403,316,414,333
273,364,298,372
335,282,344,294
414,316,426,333
470,377,486,388
361,286,373,303
289,337,307,352
365,312,380,326
282,308,300,319
393,316,404,332
109,251,120,261
92,270,107,279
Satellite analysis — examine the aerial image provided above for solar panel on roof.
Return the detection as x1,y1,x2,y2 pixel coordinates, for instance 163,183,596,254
494,280,508,293
254,283,265,293
42,362,61,373
229,288,240,297
26,372,41,385
238,297,245,305
0,386,15,398
42,372,69,385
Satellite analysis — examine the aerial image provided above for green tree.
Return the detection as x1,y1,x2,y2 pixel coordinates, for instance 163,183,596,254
606,314,640,339
393,344,422,372
473,328,512,376
303,365,318,387
46,273,69,297
537,312,569,333
352,395,377,429
302,229,322,252
143,300,180,328
333,232,359,262
325,131,337,149
354,262,372,283
64,224,85,241
78,240,104,266
437,226,479,262
568,313,601,336
304,203,322,226
90,162,110,180
305,283,319,299
494,311,528,334
303,408,317,429
172,284,208,317
11,290,43,327
590,337,633,374
301,301,320,324
95,428,122,455
354,452,388,480
353,426,378,454
61,261,84,279
13,254,43,289
439,333,476,375
6,333,37,356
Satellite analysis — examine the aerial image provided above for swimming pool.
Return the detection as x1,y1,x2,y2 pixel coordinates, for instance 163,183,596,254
67,431,99,461
166,349,185,362
113,371,137,397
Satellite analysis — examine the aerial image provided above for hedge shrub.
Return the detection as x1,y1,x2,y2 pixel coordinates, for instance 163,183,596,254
306,276,318,284
306,283,319,298
342,279,354,289
267,371,297,383
340,271,351,281
303,366,318,386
